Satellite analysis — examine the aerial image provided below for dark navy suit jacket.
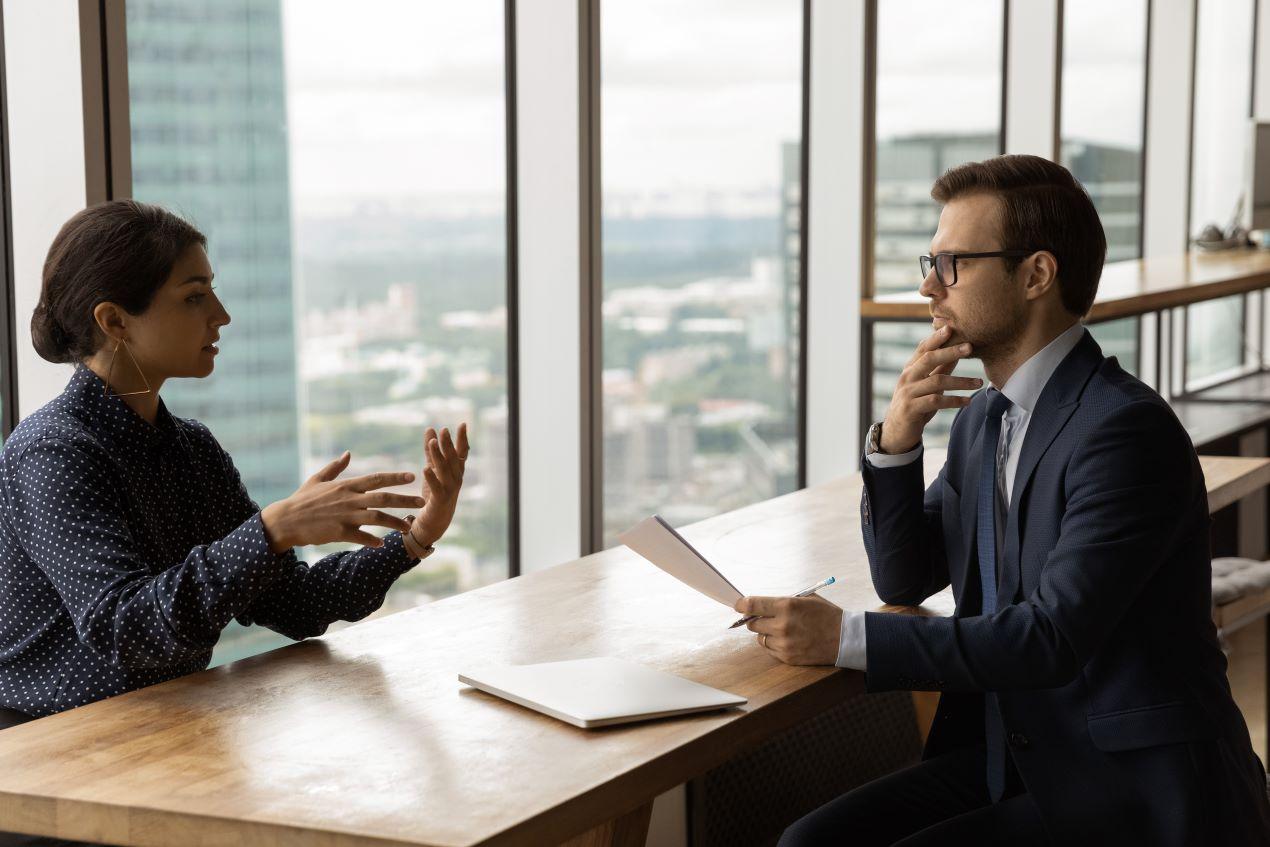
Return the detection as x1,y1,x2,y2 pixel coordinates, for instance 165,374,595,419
860,330,1270,845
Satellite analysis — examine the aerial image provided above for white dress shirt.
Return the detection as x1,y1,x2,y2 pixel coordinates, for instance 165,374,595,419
836,322,1086,670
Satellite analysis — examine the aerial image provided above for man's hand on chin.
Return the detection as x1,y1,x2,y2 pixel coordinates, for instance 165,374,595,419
734,594,844,666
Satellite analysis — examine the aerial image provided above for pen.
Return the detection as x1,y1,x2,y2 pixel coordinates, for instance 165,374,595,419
728,576,837,629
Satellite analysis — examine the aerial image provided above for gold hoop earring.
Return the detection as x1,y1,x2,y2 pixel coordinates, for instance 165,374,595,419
103,338,153,398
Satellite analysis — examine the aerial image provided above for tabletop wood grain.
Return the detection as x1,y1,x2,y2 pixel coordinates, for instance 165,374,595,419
0,448,1262,846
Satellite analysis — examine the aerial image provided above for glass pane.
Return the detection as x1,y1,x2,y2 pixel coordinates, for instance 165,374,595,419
1087,318,1138,376
874,0,1003,297
600,0,802,546
1187,0,1254,385
1191,0,1255,237
127,0,509,666
1060,0,1147,263
871,1,1002,440
1188,295,1247,383
1060,1,1146,377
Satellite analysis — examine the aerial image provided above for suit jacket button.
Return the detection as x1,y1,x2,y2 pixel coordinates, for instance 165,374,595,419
1008,732,1030,750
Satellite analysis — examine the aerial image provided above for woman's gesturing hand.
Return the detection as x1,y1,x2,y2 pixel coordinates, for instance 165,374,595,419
408,423,469,549
260,451,426,554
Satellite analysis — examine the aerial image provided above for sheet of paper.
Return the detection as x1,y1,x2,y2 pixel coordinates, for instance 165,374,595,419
618,515,744,608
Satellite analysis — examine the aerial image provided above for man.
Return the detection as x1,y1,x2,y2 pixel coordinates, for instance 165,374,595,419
736,154,1270,845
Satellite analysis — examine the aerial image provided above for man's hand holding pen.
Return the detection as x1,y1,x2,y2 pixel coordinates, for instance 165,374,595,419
734,594,844,666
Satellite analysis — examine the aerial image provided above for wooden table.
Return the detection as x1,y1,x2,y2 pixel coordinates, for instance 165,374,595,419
0,451,1263,847
863,248,1270,322
0,471,934,847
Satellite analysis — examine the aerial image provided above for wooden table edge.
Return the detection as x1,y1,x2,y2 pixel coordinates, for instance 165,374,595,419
1202,455,1270,514
0,790,426,847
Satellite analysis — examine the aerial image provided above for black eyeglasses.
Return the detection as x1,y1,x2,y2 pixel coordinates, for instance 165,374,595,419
918,250,1038,287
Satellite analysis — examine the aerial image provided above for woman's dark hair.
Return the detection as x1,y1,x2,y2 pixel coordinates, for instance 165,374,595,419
31,200,207,363
931,154,1107,317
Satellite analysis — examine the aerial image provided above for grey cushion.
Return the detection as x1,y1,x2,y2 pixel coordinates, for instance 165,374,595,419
1212,557,1270,606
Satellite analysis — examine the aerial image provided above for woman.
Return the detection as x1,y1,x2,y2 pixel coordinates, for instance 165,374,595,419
0,199,468,722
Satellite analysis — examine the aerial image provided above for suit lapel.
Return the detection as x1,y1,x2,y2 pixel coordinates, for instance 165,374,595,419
997,330,1105,605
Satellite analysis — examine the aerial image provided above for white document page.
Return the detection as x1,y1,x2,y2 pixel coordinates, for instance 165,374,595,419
618,515,744,607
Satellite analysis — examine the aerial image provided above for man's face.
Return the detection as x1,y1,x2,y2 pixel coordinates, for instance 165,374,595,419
921,193,1027,360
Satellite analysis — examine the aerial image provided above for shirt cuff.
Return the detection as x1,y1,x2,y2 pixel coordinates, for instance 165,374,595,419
864,438,922,468
835,609,868,670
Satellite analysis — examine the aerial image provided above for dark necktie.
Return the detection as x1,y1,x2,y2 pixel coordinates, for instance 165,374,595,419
978,387,1012,802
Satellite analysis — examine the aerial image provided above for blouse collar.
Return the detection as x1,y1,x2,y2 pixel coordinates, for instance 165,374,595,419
65,366,189,453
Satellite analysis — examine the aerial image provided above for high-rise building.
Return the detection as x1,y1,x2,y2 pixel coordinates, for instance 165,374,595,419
126,0,301,509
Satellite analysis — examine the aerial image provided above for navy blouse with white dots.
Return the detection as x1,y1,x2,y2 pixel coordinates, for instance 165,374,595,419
0,366,420,717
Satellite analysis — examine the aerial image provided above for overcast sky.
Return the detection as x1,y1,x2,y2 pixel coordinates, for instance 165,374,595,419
281,0,1154,209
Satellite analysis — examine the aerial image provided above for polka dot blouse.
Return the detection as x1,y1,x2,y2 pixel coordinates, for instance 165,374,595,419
0,366,419,717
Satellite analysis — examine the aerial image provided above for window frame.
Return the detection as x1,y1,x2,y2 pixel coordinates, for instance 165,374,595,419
0,8,18,438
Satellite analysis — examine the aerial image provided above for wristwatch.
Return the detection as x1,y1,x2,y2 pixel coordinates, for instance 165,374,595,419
866,421,920,457
402,516,436,560
865,421,886,456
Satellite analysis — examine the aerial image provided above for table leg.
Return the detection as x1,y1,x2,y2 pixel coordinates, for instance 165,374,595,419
559,801,653,847
911,692,939,745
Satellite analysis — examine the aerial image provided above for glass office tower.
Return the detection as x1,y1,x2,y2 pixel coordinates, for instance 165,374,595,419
127,0,301,511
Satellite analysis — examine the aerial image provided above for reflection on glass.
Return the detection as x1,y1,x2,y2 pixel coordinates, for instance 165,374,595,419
126,0,509,666
871,0,1002,442
1087,319,1137,376
1191,0,1255,236
599,0,802,546
1188,295,1247,383
1187,0,1253,385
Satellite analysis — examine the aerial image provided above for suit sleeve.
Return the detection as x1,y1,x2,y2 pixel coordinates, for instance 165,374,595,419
861,447,954,607
863,400,1203,693
212,440,421,641
7,437,294,669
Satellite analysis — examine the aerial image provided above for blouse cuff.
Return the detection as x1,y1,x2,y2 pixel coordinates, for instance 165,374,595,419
219,512,296,586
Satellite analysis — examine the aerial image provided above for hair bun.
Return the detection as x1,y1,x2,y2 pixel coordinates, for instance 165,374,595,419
31,300,73,364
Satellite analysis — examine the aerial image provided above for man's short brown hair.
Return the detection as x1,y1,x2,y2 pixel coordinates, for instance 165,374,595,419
931,154,1107,317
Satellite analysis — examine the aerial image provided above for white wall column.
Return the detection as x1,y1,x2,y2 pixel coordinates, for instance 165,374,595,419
1256,0,1270,118
1004,0,1060,158
1143,0,1197,257
804,0,867,484
4,0,90,415
515,0,584,572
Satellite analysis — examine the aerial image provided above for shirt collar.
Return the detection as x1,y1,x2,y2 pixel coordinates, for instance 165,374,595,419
66,365,187,451
996,322,1086,415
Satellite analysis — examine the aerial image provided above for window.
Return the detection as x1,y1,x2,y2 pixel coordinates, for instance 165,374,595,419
599,0,803,546
1061,0,1147,262
1187,0,1255,385
1060,0,1148,374
126,0,510,665
871,0,1003,443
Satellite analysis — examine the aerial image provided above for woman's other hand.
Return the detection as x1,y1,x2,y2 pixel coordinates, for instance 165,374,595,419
260,452,426,554
409,423,469,549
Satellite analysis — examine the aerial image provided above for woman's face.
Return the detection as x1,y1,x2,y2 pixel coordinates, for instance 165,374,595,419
123,244,231,380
